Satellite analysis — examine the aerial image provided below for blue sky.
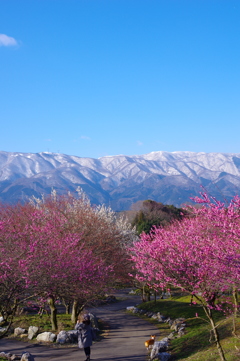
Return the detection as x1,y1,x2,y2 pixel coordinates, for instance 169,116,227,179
1,0,240,159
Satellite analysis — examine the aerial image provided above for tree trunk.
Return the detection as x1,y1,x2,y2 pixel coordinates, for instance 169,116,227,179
141,286,146,302
62,299,70,314
47,295,58,331
71,300,85,324
146,289,151,301
232,287,239,338
71,300,78,324
203,305,226,361
65,304,70,315
0,298,19,339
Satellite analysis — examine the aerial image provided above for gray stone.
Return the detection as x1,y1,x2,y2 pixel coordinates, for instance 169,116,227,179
28,326,39,340
155,352,171,361
178,326,185,336
20,352,35,361
20,334,28,339
172,318,185,325
10,355,19,360
150,338,169,360
132,308,139,314
167,332,176,340
157,313,166,322
0,352,20,360
164,317,172,324
171,323,181,331
56,330,72,344
0,352,8,360
14,327,26,336
170,318,186,331
36,331,56,342
129,289,136,295
146,312,154,317
47,329,79,345
126,306,137,312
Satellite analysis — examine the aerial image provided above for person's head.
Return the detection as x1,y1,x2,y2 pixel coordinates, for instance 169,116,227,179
80,313,91,325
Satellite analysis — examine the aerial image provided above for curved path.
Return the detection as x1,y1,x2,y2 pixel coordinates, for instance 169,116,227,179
0,289,159,361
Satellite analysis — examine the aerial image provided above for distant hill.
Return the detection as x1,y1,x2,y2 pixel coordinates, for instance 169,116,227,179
124,199,184,234
0,150,240,210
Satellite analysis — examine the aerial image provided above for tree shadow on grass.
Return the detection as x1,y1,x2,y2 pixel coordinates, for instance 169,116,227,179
169,326,226,361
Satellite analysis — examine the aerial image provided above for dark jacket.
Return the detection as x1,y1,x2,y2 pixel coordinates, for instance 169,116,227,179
75,322,95,348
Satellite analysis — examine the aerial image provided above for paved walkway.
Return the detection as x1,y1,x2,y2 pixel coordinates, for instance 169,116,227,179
0,289,159,361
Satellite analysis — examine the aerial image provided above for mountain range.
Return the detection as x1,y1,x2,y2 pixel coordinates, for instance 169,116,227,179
0,150,240,210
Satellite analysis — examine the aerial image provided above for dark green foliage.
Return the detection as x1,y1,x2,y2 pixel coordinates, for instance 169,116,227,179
131,199,186,234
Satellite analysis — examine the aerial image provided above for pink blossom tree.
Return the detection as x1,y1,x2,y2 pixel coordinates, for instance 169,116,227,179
32,191,136,285
32,191,136,323
0,203,38,328
25,210,113,329
129,194,240,361
0,190,136,333
0,202,113,332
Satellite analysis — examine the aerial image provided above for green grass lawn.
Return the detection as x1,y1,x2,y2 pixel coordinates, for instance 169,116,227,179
10,313,74,334
136,295,240,361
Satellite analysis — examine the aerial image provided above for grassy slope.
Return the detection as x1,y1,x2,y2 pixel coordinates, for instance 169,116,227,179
137,295,240,361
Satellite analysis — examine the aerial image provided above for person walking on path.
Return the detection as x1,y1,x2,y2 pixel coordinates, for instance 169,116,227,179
75,313,96,361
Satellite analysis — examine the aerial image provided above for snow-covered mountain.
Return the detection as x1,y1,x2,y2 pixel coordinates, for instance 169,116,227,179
0,150,240,210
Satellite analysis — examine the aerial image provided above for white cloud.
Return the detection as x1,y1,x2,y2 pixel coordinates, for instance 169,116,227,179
0,34,18,47
137,140,143,146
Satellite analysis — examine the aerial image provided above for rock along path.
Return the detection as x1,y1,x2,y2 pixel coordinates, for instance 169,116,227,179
0,289,159,361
